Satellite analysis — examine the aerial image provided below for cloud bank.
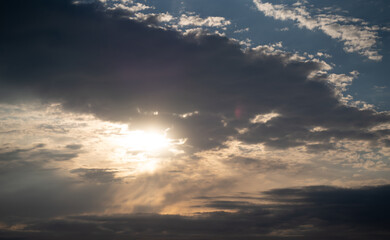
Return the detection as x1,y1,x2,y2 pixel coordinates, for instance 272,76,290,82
1,185,389,240
1,0,389,152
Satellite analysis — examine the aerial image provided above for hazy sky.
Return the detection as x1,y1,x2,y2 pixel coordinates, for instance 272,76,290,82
0,0,389,239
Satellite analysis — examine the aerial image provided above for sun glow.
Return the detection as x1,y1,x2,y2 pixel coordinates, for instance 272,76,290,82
116,130,170,152
107,126,180,174
99,123,186,174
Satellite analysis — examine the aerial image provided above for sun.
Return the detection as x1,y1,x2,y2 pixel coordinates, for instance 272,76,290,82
115,129,170,152
106,129,170,173
105,124,185,174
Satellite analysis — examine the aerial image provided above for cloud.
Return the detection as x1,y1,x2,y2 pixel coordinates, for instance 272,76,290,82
233,27,249,33
0,2,388,239
0,0,389,152
262,185,390,230
132,12,175,25
65,144,83,150
1,185,389,239
108,2,151,13
224,156,288,172
0,159,113,220
253,0,383,61
178,14,231,27
71,168,121,183
0,145,79,162
99,0,229,31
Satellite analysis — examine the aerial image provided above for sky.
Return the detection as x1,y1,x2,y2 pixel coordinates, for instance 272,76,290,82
0,0,389,239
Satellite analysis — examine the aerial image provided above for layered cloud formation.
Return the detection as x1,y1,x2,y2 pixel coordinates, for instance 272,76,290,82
0,1,389,239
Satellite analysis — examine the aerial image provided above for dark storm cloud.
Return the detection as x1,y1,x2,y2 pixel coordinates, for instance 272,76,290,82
0,0,389,151
1,185,389,240
262,185,390,230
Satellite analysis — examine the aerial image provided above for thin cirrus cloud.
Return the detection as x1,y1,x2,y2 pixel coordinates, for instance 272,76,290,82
253,0,383,61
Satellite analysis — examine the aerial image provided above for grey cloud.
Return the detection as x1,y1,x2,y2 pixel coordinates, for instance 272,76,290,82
65,144,83,150
0,146,79,162
0,145,100,219
1,185,389,240
70,168,121,183
0,0,389,151
32,150,79,161
0,161,113,220
306,142,336,152
262,185,390,230
38,124,69,134
35,143,46,148
225,156,288,171
0,148,31,162
382,139,390,147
